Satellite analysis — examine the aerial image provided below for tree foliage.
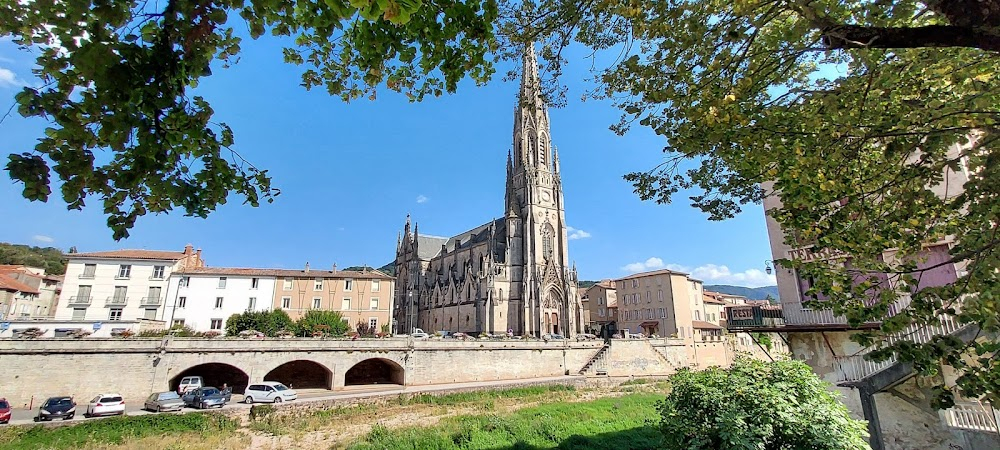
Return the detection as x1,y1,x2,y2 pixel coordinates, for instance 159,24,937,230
1,0,498,239
0,242,68,274
659,358,870,450
296,309,350,336
224,309,294,337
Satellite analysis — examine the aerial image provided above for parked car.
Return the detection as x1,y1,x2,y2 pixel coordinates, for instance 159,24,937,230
410,328,429,339
35,396,76,421
576,333,597,341
0,398,11,424
144,391,185,412
85,393,125,417
181,387,229,409
543,334,566,340
243,382,298,404
177,376,204,394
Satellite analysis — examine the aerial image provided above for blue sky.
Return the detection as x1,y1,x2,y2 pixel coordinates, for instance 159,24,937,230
0,34,776,287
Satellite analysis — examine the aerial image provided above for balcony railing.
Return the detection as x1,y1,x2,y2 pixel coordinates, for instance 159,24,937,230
67,296,92,305
105,296,128,306
834,312,964,383
943,403,999,433
78,273,96,279
140,297,162,306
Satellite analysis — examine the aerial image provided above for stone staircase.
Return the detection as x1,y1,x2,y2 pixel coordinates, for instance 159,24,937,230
578,344,610,376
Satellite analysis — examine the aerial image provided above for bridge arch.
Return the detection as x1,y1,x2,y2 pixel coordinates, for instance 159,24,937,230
170,362,249,394
344,358,405,386
263,360,333,390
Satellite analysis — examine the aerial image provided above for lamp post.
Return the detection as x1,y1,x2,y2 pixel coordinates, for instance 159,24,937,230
407,290,414,334
764,260,774,275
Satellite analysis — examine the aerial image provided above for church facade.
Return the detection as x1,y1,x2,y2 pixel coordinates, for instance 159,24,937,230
393,46,582,337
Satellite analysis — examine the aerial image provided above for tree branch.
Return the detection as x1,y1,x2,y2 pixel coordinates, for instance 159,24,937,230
821,24,1000,52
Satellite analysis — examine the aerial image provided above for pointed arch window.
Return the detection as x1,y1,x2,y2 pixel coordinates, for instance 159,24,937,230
542,224,555,259
538,134,547,169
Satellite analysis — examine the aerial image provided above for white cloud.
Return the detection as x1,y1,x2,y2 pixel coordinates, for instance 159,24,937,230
566,226,591,240
621,257,665,273
0,66,27,88
416,195,429,204
620,259,776,287
32,235,54,243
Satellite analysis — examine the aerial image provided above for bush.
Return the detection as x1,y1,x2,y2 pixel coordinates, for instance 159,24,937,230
296,310,350,337
658,357,869,450
0,412,236,449
225,310,294,337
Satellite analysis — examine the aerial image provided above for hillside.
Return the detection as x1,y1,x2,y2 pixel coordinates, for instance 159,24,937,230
0,242,68,275
705,284,780,301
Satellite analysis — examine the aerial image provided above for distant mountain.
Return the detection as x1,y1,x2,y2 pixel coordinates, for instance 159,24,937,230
578,280,599,289
705,284,780,301
377,262,396,276
0,242,68,275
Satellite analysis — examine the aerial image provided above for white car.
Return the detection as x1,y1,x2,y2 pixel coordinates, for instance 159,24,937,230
85,393,125,417
243,382,297,404
177,376,203,394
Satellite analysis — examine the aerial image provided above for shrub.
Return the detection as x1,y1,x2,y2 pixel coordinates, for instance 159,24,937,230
658,357,869,450
296,310,350,337
225,310,294,337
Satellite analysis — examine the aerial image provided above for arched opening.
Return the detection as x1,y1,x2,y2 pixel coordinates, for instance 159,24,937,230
544,313,551,333
551,312,559,335
170,363,249,394
344,358,405,386
264,360,332,390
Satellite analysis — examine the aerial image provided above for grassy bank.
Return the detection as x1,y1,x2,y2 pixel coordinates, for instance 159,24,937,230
0,413,239,450
345,393,664,450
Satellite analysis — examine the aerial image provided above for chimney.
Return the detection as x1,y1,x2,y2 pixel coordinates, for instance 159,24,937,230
332,263,338,272
195,248,204,268
304,262,310,273
184,244,193,255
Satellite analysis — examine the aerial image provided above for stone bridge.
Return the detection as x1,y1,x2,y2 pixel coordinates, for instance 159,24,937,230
0,337,686,405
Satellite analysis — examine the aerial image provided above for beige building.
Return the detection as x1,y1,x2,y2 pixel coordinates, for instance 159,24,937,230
581,280,616,332
272,266,394,332
0,266,62,319
393,46,582,337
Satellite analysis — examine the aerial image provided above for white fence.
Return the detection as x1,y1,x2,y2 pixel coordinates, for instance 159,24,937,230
834,313,964,382
943,403,999,433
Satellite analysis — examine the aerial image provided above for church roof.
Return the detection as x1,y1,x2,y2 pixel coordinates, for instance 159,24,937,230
414,218,506,261
415,235,449,260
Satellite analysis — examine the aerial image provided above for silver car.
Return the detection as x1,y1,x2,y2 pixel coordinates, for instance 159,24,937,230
144,391,185,412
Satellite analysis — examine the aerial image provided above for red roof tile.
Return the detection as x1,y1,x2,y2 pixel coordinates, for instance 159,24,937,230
0,275,40,294
68,249,189,261
692,320,723,330
615,268,688,281
175,267,393,280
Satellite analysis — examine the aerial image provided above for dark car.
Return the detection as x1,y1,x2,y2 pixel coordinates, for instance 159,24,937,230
35,396,76,421
181,387,229,409
0,398,11,424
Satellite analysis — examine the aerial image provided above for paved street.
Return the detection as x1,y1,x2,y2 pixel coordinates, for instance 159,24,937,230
4,375,581,426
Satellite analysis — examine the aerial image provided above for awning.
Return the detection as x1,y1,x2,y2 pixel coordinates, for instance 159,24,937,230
639,321,659,327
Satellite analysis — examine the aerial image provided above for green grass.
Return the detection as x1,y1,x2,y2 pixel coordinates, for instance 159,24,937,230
0,413,238,450
346,393,664,450
396,384,577,407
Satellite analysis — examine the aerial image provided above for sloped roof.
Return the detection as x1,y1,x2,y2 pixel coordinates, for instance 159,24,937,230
615,268,688,281
68,249,188,261
414,218,504,260
175,267,393,280
0,274,39,294
692,320,723,330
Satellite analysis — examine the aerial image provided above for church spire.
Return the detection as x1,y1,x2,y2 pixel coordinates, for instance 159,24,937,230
519,42,542,109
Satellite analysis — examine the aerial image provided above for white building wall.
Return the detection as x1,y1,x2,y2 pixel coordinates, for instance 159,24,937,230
163,274,275,333
55,258,181,322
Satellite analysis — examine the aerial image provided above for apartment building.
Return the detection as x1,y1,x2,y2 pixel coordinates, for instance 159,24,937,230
164,268,276,332
581,280,617,331
54,246,204,322
271,265,395,333
0,266,62,319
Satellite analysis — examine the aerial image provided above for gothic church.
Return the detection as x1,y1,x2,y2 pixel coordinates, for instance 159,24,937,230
393,46,582,337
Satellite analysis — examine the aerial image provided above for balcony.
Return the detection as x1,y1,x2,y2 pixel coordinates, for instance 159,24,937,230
105,296,128,306
725,304,785,330
140,297,162,306
943,402,999,434
77,273,96,279
67,296,92,305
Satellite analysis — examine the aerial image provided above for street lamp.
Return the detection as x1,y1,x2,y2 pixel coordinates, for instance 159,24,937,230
764,260,774,275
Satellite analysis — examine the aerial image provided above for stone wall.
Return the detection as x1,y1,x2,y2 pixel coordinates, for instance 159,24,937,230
0,338,675,406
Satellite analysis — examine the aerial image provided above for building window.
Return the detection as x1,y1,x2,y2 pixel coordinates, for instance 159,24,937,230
370,297,379,310
178,297,187,308
660,308,666,318
632,279,638,288
218,277,227,288
215,297,224,308
314,278,323,291
372,280,380,292
210,319,223,330
251,278,259,289
81,264,96,279
647,291,651,302
695,310,701,321
313,298,322,309
541,226,554,258
344,279,353,291
283,278,293,290
109,308,123,321
658,290,663,302
173,319,185,327
179,276,190,287
281,297,291,309
112,286,128,303
72,308,86,320
342,298,351,310
143,308,157,320
369,318,378,330
152,265,165,279
248,297,256,310
117,264,131,279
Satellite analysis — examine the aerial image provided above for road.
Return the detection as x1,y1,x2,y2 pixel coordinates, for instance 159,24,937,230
3,375,580,426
